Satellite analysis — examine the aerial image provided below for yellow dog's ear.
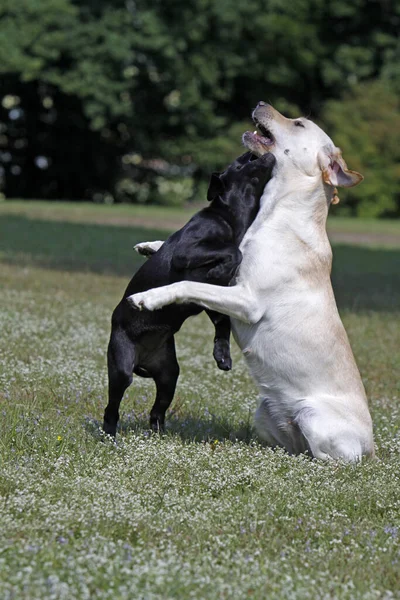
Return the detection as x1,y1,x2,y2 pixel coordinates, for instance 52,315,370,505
318,145,363,188
331,187,340,204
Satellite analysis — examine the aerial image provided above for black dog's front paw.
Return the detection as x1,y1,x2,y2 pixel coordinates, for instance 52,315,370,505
206,253,240,283
213,340,233,371
207,264,226,282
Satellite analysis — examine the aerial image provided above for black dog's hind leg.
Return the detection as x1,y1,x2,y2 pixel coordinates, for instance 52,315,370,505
144,338,180,433
103,328,135,437
206,311,232,371
204,246,241,371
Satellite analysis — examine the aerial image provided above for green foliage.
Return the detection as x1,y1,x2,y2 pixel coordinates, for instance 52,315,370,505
321,81,400,217
0,0,399,213
0,0,78,79
0,0,134,126
115,175,194,206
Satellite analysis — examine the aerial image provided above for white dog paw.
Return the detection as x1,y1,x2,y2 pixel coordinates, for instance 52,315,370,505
134,242,154,257
127,290,160,311
134,241,164,257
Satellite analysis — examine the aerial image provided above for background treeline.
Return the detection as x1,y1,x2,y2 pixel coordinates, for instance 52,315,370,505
0,0,399,216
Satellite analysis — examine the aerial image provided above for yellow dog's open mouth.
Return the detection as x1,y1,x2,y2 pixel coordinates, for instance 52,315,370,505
243,118,275,155
253,118,275,147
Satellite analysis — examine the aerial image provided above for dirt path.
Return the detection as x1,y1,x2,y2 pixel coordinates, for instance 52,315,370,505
326,229,400,248
2,202,400,247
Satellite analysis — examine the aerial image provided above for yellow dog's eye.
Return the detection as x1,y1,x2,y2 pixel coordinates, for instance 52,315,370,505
294,121,305,128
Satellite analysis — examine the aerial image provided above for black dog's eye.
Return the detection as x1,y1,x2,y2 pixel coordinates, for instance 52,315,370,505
294,121,305,128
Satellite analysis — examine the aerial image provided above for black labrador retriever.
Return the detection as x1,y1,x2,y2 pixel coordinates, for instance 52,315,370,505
104,151,275,436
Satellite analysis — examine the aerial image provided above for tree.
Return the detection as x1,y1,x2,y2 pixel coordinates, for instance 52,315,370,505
0,0,134,199
0,0,399,213
320,81,400,217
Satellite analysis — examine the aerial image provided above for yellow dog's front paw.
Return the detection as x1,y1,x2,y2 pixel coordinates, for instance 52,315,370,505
126,289,163,311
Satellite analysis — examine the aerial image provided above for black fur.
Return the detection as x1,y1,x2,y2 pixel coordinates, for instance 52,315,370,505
103,151,276,435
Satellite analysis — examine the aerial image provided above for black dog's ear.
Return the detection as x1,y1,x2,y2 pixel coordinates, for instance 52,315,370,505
235,151,253,165
207,172,224,201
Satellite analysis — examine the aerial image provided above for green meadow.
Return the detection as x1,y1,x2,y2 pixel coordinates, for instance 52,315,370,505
0,201,400,599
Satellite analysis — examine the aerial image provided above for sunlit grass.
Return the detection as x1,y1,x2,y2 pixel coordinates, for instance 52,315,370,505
0,202,399,599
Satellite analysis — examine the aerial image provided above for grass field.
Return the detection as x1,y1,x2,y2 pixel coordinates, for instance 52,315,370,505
1,200,400,599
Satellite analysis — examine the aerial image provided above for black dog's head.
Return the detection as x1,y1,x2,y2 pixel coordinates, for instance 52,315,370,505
207,151,276,204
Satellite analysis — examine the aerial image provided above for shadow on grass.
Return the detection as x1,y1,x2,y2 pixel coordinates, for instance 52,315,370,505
1,214,400,311
331,245,400,312
85,413,255,445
